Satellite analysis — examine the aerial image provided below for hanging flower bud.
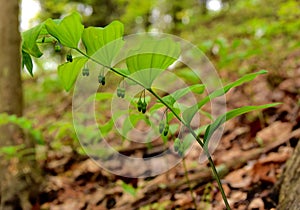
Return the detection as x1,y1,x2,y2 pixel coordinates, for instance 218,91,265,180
117,87,121,98
82,67,89,76
141,101,147,114
163,124,169,136
54,42,61,52
159,121,165,134
121,89,125,98
117,87,125,98
178,146,184,157
137,98,143,112
174,138,181,152
98,75,105,85
101,76,105,85
66,54,73,62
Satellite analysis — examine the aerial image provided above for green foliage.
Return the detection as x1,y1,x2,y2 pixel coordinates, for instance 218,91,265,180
126,37,181,88
0,145,26,159
58,57,88,91
45,12,84,49
203,103,281,147
33,15,256,127
0,113,44,145
182,70,268,124
121,181,138,196
82,21,124,63
161,84,205,107
22,23,44,58
22,12,281,210
0,114,44,161
21,23,45,75
22,51,33,76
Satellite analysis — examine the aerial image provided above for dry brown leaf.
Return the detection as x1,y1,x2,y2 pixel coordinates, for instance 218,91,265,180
259,151,291,164
248,197,264,210
228,191,247,207
256,121,293,144
251,162,277,184
225,168,252,188
279,78,300,94
173,193,194,207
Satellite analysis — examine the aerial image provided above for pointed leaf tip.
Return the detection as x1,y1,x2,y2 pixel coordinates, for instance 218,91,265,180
82,20,124,66
21,23,44,58
258,69,268,74
45,12,84,49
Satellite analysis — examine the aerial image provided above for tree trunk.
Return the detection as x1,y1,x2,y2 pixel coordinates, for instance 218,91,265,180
0,0,24,209
278,140,300,210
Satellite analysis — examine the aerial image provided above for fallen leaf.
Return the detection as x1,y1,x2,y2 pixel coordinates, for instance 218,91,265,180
256,121,293,145
248,197,264,210
225,168,252,188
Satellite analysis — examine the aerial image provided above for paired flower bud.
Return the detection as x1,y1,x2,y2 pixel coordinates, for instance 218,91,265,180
66,53,73,62
54,42,61,52
98,68,106,85
117,86,125,98
137,96,147,114
137,90,147,114
82,66,89,76
159,110,169,136
98,75,105,85
174,138,184,157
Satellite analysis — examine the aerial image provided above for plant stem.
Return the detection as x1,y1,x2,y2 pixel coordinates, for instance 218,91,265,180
76,48,231,209
182,158,198,209
207,154,231,210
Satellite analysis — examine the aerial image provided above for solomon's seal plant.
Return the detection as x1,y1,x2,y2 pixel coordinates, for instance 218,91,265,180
21,12,280,209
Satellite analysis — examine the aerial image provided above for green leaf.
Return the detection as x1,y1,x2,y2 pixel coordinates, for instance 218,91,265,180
99,119,114,137
126,37,180,88
0,114,44,145
149,103,164,114
21,23,44,58
183,70,268,124
130,69,163,89
182,105,199,125
22,51,33,76
94,92,114,101
115,68,131,76
58,57,88,91
0,145,24,156
204,103,281,145
181,135,194,152
161,84,205,107
82,21,124,66
122,113,148,138
45,12,84,49
199,70,268,109
121,182,137,196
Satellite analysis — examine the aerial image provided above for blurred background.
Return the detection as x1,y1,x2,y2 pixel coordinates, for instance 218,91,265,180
22,0,300,74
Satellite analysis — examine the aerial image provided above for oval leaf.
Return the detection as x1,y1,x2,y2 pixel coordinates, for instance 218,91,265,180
22,51,33,76
82,21,124,67
126,37,181,88
45,12,84,49
22,23,44,58
58,57,88,91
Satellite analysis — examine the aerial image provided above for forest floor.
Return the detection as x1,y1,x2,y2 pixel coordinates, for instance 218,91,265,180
25,50,300,210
